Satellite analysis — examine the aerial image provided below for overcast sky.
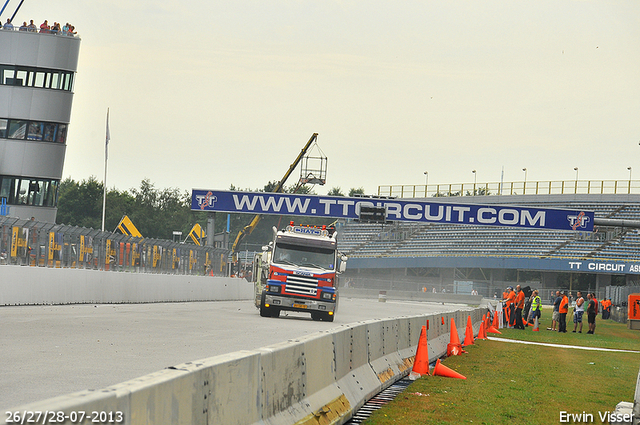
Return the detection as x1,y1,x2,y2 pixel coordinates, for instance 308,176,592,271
9,1,640,195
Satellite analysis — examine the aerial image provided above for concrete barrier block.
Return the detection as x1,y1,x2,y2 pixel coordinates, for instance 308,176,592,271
257,332,354,425
0,390,118,425
267,385,347,425
257,341,307,421
363,320,403,386
349,323,370,370
433,312,447,340
108,368,204,425
332,321,389,415
397,315,426,366
298,332,337,395
381,318,412,375
109,351,261,425
429,334,449,360
366,320,384,362
409,315,427,346
202,351,262,425
336,363,381,415
397,317,412,361
456,310,465,330
381,319,399,356
332,325,354,380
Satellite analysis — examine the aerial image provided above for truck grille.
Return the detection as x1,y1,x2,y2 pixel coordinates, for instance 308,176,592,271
285,274,318,296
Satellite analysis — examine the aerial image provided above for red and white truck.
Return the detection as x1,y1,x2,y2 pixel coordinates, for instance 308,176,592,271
254,222,347,322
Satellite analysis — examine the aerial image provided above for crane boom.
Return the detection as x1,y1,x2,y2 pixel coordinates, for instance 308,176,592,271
230,133,319,264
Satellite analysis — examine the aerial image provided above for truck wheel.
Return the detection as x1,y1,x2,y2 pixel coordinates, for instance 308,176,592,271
259,292,270,317
270,308,280,318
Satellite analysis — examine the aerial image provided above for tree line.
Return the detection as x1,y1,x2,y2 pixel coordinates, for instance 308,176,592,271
56,177,365,249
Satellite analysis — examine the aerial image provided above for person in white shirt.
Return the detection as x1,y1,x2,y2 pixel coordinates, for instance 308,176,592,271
572,291,585,333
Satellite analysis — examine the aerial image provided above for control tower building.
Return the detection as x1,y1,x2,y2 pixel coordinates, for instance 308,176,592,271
0,27,80,223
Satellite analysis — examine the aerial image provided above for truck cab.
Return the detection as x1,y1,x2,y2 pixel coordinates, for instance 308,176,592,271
256,223,347,321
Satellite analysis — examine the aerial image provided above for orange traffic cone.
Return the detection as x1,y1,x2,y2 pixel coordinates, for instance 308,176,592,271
532,315,540,332
409,325,430,380
463,315,474,346
486,310,501,334
477,321,487,340
487,324,502,334
432,358,467,380
447,318,466,356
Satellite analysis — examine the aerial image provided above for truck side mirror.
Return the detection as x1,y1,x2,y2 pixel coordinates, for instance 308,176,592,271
339,255,348,273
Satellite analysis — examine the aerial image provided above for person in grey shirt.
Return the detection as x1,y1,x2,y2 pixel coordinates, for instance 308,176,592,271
548,290,561,331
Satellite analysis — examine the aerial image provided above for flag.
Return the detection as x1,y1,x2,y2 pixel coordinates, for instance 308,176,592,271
105,108,110,160
187,223,205,246
116,215,143,238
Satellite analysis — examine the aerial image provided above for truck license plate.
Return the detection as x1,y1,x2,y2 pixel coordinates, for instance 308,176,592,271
293,303,307,309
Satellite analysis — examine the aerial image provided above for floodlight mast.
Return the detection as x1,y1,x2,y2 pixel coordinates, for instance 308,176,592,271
229,133,322,269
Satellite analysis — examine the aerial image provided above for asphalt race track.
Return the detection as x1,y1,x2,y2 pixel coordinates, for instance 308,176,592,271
0,297,459,410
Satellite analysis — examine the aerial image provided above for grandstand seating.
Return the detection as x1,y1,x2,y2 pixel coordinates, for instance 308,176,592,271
337,199,640,262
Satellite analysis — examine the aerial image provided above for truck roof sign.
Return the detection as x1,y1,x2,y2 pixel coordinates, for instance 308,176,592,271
288,225,328,237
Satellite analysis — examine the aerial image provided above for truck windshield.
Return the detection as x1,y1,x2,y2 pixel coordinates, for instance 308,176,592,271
273,242,335,270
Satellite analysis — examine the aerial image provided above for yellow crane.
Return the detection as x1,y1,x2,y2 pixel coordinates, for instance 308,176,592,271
230,133,325,265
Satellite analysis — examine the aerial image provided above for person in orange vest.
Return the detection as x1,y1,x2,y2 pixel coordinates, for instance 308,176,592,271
558,290,569,333
604,298,612,319
514,285,526,329
502,286,516,328
600,298,612,320
501,289,508,324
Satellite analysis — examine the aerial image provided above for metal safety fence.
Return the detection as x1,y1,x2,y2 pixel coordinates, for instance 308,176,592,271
378,179,640,198
606,285,640,307
0,217,229,276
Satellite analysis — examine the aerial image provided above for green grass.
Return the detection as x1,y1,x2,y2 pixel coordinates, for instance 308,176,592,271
363,312,640,425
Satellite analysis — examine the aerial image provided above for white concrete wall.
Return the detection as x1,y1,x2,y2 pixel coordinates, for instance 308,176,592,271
0,265,253,305
340,287,483,305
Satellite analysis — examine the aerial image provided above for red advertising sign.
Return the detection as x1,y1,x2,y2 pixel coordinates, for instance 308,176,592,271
629,294,640,321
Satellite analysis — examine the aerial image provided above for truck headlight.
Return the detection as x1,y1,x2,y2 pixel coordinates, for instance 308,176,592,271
267,285,281,293
321,291,333,300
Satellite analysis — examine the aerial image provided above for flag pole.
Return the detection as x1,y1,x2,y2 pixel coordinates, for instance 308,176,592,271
101,108,110,232
0,0,12,20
